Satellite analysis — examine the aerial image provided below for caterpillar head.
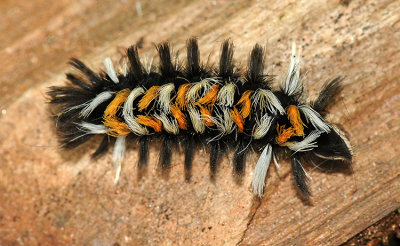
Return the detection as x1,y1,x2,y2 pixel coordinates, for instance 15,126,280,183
275,104,352,162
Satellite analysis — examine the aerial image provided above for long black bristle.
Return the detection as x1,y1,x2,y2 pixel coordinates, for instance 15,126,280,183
156,42,176,79
66,73,91,90
47,86,92,105
138,136,149,168
313,77,344,116
209,141,221,179
233,140,247,177
218,40,235,79
291,156,311,196
186,38,200,77
92,135,110,158
245,44,272,89
247,44,264,82
159,136,173,172
127,45,145,83
68,58,102,86
61,130,92,149
184,137,195,181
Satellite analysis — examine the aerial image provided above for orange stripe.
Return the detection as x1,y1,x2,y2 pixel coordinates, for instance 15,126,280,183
103,89,131,137
286,105,305,137
231,106,244,133
236,90,253,119
196,84,220,106
136,115,162,132
138,86,160,111
175,83,191,109
275,124,295,146
170,104,188,130
198,105,215,127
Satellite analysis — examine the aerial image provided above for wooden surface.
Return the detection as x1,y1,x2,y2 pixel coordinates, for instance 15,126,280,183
1,0,399,245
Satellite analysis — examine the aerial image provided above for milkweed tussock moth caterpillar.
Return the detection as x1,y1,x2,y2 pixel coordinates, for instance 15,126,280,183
48,38,352,198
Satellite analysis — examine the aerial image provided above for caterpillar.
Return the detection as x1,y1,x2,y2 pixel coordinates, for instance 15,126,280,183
48,38,352,198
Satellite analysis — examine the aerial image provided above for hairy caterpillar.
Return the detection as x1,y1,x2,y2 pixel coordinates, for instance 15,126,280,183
48,38,352,198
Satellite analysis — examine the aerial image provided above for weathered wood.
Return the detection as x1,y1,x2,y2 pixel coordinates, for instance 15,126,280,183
0,0,399,245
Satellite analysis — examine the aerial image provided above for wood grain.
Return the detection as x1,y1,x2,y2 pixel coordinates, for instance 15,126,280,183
0,0,399,245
